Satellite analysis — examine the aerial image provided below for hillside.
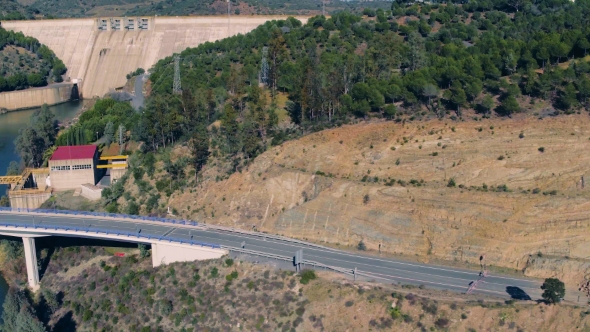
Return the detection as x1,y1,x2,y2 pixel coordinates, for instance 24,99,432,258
0,26,67,91
0,0,33,20
1,240,590,331
91,2,590,289
17,0,390,18
110,114,590,290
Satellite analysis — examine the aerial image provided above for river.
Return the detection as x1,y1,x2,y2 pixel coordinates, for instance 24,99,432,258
0,100,83,316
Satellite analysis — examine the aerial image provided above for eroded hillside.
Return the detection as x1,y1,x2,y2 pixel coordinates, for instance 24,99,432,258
157,115,590,285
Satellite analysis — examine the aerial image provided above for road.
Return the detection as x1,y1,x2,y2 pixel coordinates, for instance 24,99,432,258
131,74,146,110
0,211,548,301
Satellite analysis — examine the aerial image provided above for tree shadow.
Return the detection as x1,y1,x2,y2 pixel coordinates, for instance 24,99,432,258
38,247,55,280
52,311,77,332
506,286,531,300
35,294,51,326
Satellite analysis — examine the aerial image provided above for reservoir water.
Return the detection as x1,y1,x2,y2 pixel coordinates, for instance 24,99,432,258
0,100,83,315
0,100,83,193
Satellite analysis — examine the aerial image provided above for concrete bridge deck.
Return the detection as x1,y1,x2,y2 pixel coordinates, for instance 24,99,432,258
0,208,552,303
2,16,309,100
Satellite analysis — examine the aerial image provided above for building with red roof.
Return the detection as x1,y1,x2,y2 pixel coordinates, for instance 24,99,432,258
48,145,100,190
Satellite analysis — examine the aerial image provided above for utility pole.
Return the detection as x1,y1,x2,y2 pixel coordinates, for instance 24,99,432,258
322,0,325,16
173,55,182,94
118,124,125,155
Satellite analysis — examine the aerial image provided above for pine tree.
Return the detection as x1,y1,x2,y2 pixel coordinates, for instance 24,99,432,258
104,121,115,147
221,103,240,155
191,123,209,181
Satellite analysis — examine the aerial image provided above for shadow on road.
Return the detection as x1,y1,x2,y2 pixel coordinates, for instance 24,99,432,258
506,286,531,300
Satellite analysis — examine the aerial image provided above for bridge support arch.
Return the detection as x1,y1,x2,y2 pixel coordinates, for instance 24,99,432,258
151,242,227,268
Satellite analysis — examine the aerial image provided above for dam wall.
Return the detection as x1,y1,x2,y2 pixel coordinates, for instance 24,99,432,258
0,84,74,110
3,16,309,99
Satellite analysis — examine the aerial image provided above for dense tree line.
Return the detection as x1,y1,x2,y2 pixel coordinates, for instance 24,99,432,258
0,288,45,332
134,1,590,180
14,104,57,168
55,99,137,147
0,26,67,91
0,0,34,21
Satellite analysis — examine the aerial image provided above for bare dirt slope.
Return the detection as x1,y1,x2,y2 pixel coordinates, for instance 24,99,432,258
166,115,590,286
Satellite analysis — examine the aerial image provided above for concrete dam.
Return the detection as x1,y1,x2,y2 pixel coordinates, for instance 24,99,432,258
3,16,308,101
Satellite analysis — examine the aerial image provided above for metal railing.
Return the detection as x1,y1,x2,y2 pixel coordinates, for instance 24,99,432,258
0,215,359,279
0,207,335,252
0,207,198,227
0,221,219,249
224,246,355,276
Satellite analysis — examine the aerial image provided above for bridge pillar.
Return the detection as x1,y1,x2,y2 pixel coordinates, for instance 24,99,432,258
22,237,40,291
150,242,227,268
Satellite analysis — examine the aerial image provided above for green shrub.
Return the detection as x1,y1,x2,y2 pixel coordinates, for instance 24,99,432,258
357,240,367,251
300,270,317,285
447,178,456,187
82,309,93,321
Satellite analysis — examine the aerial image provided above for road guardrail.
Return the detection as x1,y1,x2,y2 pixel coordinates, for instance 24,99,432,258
0,221,220,249
0,207,335,252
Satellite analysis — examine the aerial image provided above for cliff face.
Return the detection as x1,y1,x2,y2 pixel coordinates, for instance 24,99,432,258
167,115,590,284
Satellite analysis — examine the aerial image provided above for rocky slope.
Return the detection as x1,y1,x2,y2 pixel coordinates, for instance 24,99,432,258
162,115,590,285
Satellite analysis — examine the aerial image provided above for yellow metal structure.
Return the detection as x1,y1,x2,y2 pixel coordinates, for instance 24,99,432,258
97,163,128,169
1,167,49,185
100,155,129,160
0,176,22,185
28,168,49,174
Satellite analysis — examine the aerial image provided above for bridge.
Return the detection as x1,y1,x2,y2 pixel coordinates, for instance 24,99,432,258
0,208,548,301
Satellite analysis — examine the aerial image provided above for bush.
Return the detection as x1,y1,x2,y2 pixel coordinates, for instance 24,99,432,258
357,240,367,251
300,270,317,285
159,300,173,315
345,301,354,307
447,178,456,187
538,147,545,152
83,309,93,321
435,318,450,328
390,307,401,319
363,194,370,204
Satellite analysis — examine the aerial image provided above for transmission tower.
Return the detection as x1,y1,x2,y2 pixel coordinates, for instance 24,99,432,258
173,55,182,94
260,47,269,86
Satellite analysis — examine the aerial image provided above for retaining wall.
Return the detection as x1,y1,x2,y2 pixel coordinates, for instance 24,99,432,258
0,84,73,110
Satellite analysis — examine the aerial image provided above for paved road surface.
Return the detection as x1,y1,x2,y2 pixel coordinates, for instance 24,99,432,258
0,212,549,301
131,74,146,110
